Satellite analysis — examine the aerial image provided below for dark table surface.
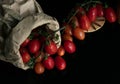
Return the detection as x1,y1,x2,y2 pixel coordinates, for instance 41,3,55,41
0,0,120,84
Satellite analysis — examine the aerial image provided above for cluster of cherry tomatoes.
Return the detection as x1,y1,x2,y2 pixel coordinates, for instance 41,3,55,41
58,1,117,57
62,0,117,33
19,0,117,75
19,24,76,74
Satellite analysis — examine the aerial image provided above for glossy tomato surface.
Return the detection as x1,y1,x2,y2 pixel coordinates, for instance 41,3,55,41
54,56,66,70
44,41,57,55
63,40,76,54
72,27,85,40
34,62,45,74
19,47,31,63
87,6,97,22
28,39,41,54
104,7,117,23
42,56,55,70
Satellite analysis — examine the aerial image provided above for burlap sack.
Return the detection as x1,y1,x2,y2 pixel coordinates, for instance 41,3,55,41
0,0,61,70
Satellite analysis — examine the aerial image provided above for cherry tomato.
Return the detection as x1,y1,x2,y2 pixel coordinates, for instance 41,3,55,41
19,48,31,63
42,56,55,70
39,36,46,44
57,46,65,56
34,62,45,75
44,41,57,55
78,14,91,30
87,5,97,22
104,7,117,23
28,39,41,54
63,40,76,54
21,38,30,47
54,56,66,70
72,27,85,40
70,16,80,28
31,28,40,38
34,51,44,63
63,23,72,35
62,33,73,42
96,3,104,17
75,6,91,30
75,6,85,18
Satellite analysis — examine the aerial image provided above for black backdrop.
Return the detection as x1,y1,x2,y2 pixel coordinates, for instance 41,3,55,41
0,0,120,84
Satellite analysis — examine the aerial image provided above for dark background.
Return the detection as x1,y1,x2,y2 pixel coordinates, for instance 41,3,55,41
0,0,120,84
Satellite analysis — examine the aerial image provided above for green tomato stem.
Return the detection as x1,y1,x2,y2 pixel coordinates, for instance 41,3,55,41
67,9,79,24
81,0,102,7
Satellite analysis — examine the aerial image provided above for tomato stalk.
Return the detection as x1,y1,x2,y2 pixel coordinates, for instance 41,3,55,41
27,57,35,69
104,2,109,8
67,9,79,24
43,26,65,41
80,0,102,7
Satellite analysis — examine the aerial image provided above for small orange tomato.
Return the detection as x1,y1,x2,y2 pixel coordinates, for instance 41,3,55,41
63,23,72,35
72,27,85,40
62,33,73,42
57,46,65,56
34,62,45,75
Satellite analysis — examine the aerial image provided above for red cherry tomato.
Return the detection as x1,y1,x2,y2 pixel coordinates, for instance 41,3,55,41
87,5,97,22
42,56,55,70
104,7,117,23
75,6,85,18
54,56,66,70
79,14,91,30
75,6,90,30
19,48,31,63
96,3,104,17
63,40,76,54
28,39,41,54
44,41,57,55
21,38,30,47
